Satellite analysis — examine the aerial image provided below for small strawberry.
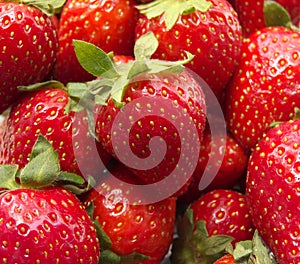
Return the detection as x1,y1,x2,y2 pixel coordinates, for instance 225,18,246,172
0,0,63,113
171,189,255,263
246,118,300,264
135,0,243,99
0,83,111,183
81,162,177,264
213,254,234,264
225,26,300,152
55,0,138,84
179,127,249,205
0,136,100,263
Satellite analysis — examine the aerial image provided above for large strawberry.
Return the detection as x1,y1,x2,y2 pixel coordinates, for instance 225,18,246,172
246,118,300,264
0,136,100,263
81,161,177,264
135,0,243,99
55,0,138,84
171,189,255,263
0,83,111,183
70,32,207,199
0,0,63,114
225,26,300,152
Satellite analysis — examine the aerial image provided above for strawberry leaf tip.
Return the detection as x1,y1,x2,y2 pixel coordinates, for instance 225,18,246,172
136,0,212,30
18,80,65,92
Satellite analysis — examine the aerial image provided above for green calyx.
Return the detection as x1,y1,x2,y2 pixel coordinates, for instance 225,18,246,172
136,0,212,30
86,203,150,264
4,0,66,16
70,31,193,109
0,135,87,194
264,0,300,32
171,209,234,264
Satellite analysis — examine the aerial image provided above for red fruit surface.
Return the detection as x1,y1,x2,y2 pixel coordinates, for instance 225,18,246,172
55,0,138,84
213,254,234,264
191,189,255,244
0,88,111,180
0,2,58,113
225,26,300,152
135,0,242,99
246,119,300,264
0,186,100,263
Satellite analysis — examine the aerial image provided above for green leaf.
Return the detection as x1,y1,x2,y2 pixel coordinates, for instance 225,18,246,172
0,165,20,190
110,75,130,105
29,134,53,160
18,136,60,188
134,32,159,60
18,80,65,92
73,40,119,78
127,60,150,79
19,0,67,16
99,250,121,264
56,171,85,186
203,235,234,256
120,252,149,262
233,240,253,262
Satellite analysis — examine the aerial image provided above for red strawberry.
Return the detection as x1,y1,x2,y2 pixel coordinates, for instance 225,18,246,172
246,118,300,264
55,0,138,84
276,0,300,26
0,1,61,113
81,162,177,264
135,0,243,99
171,189,254,263
213,254,234,264
225,26,300,152
179,127,249,205
0,85,111,182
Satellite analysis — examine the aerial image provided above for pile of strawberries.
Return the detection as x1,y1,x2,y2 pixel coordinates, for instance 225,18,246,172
0,0,299,263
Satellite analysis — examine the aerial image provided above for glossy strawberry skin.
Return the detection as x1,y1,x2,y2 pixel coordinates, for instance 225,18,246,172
96,69,207,197
225,26,300,152
0,3,58,114
135,0,242,99
246,119,300,264
82,164,177,264
0,88,111,180
191,189,255,244
213,254,234,264
0,186,100,263
55,0,138,84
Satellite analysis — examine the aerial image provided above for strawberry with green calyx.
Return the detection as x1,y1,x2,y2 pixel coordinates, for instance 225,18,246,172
69,32,207,201
135,0,243,99
82,162,176,264
246,118,300,264
55,0,138,84
225,26,300,153
0,135,100,263
0,82,112,184
0,0,64,114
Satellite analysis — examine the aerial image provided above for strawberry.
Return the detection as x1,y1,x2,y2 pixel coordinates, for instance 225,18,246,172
213,254,234,264
246,118,300,264
135,0,243,99
171,189,255,263
0,136,100,263
179,127,249,205
276,0,300,26
225,26,300,152
0,0,62,114
55,0,138,84
70,33,207,199
0,84,111,183
81,162,177,264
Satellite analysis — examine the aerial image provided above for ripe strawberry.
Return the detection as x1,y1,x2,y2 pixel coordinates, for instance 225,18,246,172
135,0,243,99
171,189,255,263
0,1,61,113
225,26,300,152
179,127,249,205
0,85,111,182
81,162,177,264
55,0,138,84
276,0,300,26
246,118,300,264
213,254,234,264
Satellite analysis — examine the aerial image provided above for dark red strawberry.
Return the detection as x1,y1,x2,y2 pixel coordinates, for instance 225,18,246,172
0,84,111,182
0,1,61,114
172,189,254,263
276,0,300,26
55,0,138,84
246,118,300,264
225,26,300,152
81,162,177,264
0,136,100,263
135,0,243,99
179,127,249,205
